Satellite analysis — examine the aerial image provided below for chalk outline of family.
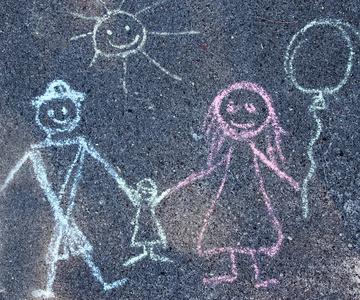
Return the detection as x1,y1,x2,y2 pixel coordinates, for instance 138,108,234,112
0,15,358,298
0,80,172,298
69,0,200,94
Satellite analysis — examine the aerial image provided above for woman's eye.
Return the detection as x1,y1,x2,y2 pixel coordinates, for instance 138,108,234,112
245,102,256,113
227,101,240,114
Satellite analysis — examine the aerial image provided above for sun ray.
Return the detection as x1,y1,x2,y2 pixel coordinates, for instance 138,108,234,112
98,0,110,13
149,31,200,36
89,51,100,67
135,0,169,17
70,12,102,22
119,0,127,10
70,32,93,41
141,50,182,81
122,58,128,94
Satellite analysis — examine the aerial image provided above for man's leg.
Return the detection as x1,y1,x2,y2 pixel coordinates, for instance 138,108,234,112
32,230,64,298
82,252,128,291
123,245,148,266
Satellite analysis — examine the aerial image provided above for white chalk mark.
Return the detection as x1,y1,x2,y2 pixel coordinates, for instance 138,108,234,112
98,0,110,13
149,31,201,36
134,0,169,17
89,51,100,68
123,179,172,266
284,19,357,218
70,12,101,22
69,0,198,93
119,0,126,10
109,34,141,50
1,152,31,193
123,58,128,94
141,50,182,81
2,80,129,298
70,32,93,41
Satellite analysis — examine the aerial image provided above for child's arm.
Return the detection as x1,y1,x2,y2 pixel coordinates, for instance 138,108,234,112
1,151,31,193
152,188,171,207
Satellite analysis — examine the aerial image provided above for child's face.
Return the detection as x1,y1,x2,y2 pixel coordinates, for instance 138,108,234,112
137,180,157,203
220,89,269,140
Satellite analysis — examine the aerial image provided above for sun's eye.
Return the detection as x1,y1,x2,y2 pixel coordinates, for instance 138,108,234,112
125,25,130,31
61,107,68,115
245,102,256,113
107,29,113,36
47,109,54,117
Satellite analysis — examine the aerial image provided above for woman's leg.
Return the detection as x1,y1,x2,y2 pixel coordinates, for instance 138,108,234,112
202,249,238,285
249,251,278,288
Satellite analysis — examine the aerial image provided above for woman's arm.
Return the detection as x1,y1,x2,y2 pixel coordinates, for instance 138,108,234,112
167,157,227,197
249,142,300,191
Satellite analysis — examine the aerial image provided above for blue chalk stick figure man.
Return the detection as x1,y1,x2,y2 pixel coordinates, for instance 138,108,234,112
1,80,131,298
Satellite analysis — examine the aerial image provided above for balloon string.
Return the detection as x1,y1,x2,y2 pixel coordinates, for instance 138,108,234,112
301,93,326,218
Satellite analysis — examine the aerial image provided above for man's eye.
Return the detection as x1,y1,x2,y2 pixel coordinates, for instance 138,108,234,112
47,109,54,117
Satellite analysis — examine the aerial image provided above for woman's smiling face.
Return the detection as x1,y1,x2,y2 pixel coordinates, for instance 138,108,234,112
94,11,146,58
219,88,269,140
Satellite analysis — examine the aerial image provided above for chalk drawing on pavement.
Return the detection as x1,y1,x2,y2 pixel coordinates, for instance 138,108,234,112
1,80,130,298
70,0,200,94
123,178,172,266
170,82,300,287
284,20,357,218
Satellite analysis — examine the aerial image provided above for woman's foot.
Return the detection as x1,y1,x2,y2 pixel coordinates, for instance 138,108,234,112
255,278,279,288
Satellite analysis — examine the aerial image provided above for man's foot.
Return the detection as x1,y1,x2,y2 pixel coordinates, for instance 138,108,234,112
31,289,55,298
103,278,128,291
123,251,148,266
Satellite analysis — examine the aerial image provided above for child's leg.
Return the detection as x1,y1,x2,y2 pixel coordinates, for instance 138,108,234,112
149,245,172,263
250,251,278,288
202,249,238,285
123,245,148,266
82,252,128,290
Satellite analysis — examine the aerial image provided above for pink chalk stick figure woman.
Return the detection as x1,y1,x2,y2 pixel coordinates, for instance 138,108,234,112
170,82,300,287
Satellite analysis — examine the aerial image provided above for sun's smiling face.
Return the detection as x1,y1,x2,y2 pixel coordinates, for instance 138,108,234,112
94,11,146,58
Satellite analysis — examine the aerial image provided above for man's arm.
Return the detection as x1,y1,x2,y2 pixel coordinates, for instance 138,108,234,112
1,151,31,193
83,140,134,199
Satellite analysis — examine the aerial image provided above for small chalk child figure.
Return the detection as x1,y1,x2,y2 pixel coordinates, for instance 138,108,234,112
123,178,172,266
